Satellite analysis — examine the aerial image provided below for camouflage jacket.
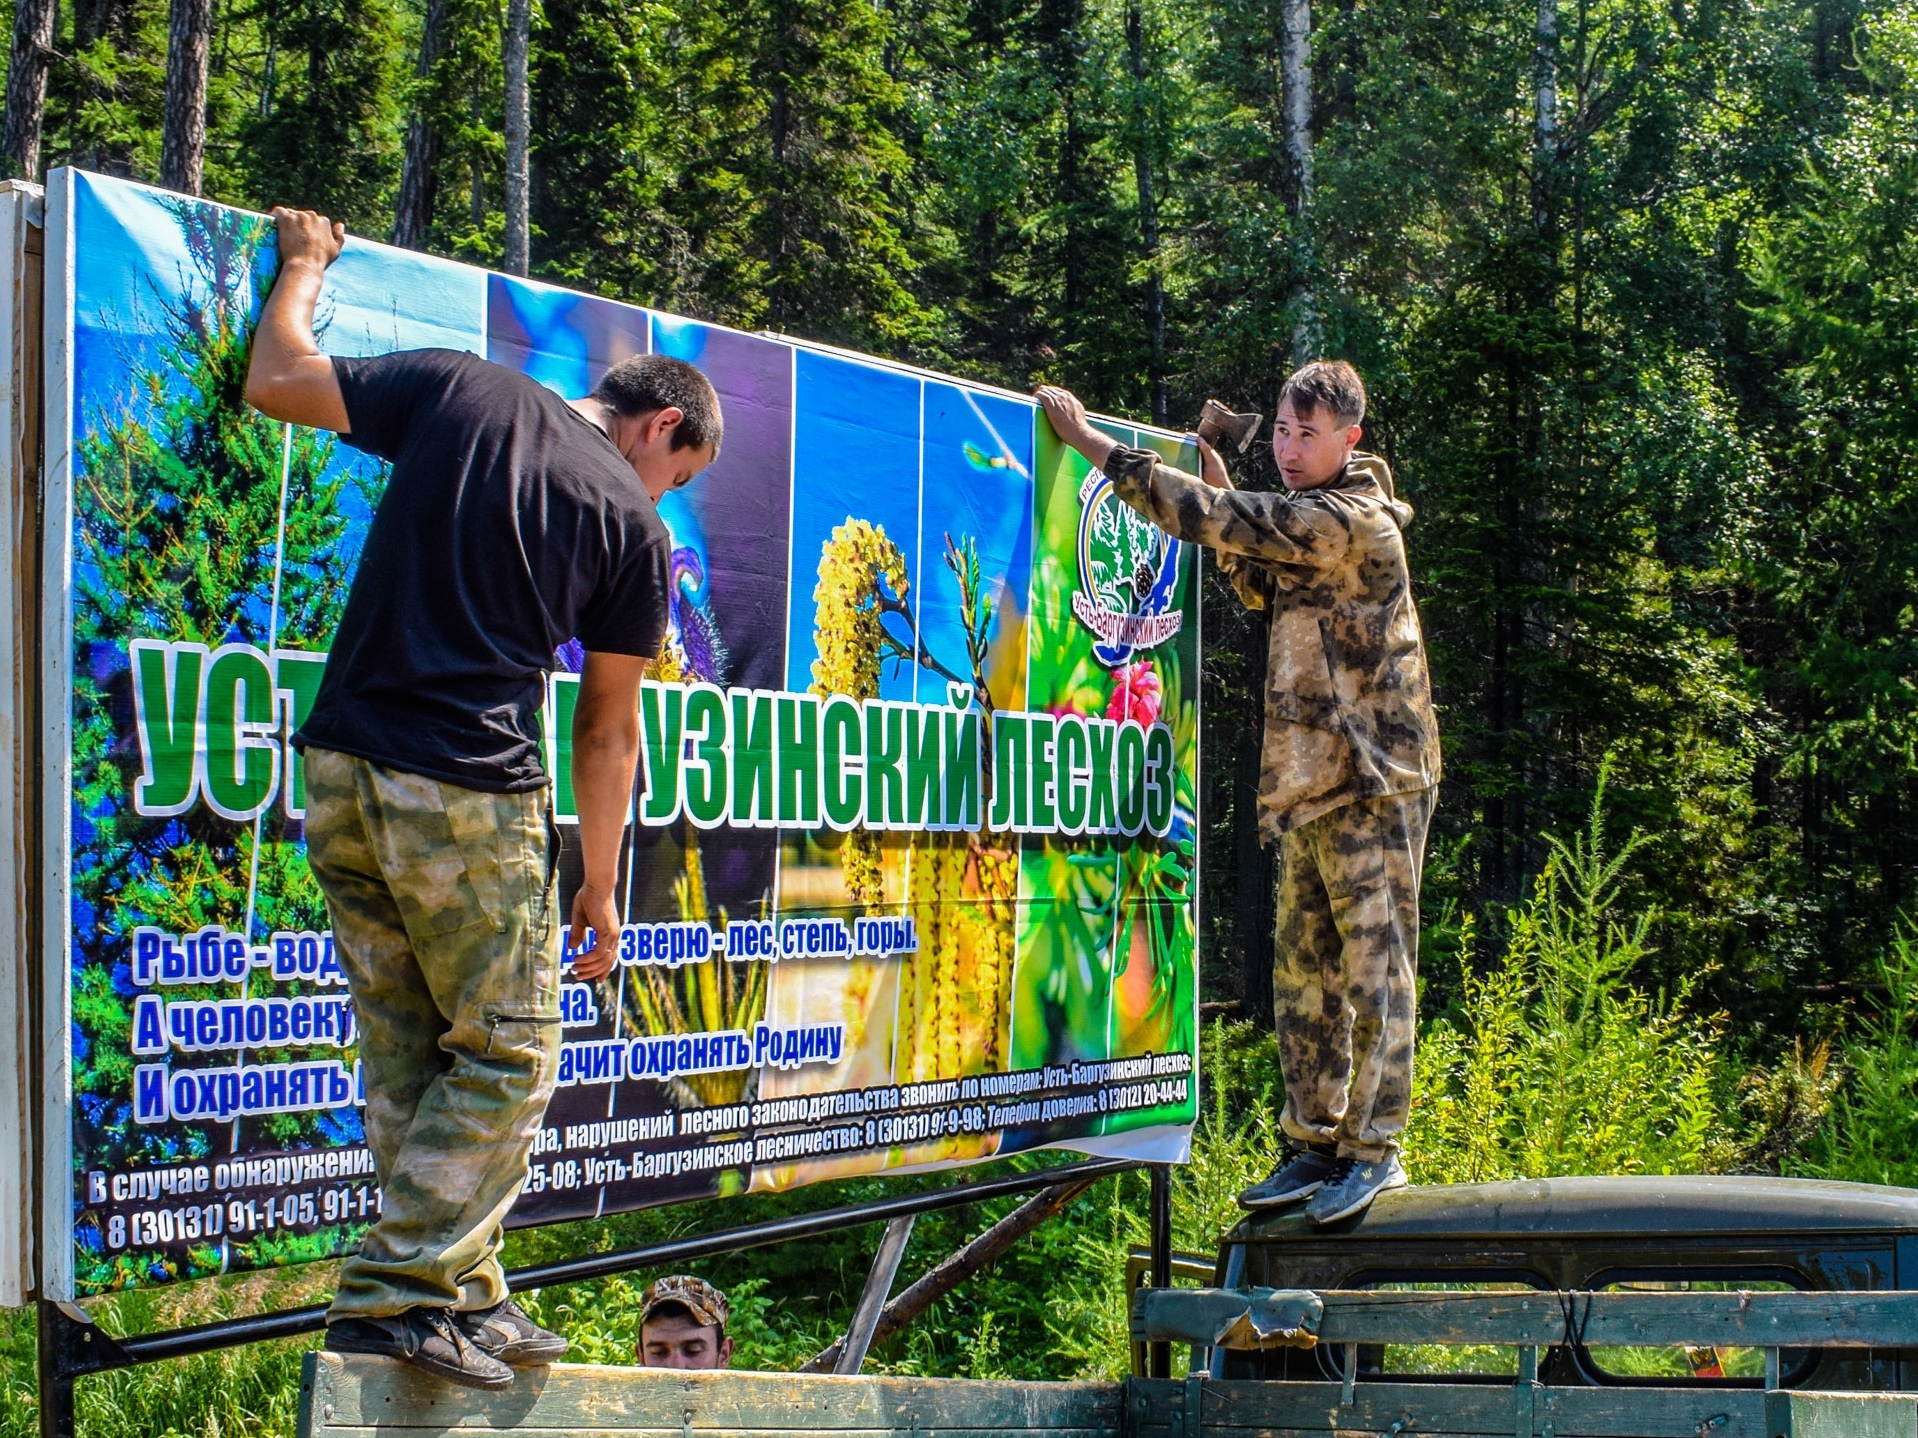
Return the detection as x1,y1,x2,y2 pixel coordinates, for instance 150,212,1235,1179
1104,446,1441,839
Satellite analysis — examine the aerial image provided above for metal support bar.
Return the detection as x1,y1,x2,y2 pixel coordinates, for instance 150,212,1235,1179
834,1214,915,1374
1148,1163,1172,1379
805,1172,1105,1373
37,1301,74,1438
45,1157,1143,1379
1516,1345,1540,1438
38,1299,135,1438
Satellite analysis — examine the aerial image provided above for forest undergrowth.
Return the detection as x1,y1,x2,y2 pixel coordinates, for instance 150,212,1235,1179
3,786,1913,1436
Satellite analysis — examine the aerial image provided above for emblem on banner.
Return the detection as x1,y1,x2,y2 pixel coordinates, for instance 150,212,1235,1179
1071,467,1183,667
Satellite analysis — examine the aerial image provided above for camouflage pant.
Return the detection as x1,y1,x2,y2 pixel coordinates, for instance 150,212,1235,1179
1273,786,1435,1162
303,748,562,1320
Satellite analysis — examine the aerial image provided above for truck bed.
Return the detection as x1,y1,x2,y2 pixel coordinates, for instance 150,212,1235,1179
297,1354,1918,1438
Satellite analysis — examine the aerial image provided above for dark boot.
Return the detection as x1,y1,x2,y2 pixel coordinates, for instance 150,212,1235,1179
457,1298,569,1366
325,1306,516,1390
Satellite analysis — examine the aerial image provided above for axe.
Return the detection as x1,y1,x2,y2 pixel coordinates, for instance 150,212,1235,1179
1195,399,1263,454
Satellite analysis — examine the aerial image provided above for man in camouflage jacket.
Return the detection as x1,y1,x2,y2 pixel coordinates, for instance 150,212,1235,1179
1036,361,1440,1223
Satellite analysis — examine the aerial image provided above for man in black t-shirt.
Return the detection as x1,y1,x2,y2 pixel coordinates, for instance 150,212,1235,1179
245,207,721,1389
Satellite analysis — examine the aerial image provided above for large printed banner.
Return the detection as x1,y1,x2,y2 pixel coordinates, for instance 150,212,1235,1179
41,169,1200,1300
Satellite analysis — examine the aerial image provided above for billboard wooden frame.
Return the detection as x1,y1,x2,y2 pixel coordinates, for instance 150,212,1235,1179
1,178,47,1309
38,167,75,1304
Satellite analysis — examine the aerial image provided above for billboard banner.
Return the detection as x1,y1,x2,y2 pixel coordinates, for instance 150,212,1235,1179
41,168,1200,1300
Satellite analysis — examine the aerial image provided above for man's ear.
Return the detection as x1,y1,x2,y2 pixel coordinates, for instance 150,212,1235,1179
643,406,686,445
718,1335,735,1368
1345,423,1364,450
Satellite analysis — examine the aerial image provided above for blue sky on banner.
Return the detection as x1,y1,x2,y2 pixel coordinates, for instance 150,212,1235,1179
72,173,486,595
783,349,1038,707
73,172,483,402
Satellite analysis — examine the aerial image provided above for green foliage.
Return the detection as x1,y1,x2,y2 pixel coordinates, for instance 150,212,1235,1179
1802,920,1918,1187
1405,766,1740,1183
238,0,409,228
1740,2,1918,981
13,0,1917,1031
0,1265,337,1438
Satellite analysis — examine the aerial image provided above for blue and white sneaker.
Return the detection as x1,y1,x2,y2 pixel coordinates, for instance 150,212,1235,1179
1305,1152,1408,1224
1238,1142,1340,1210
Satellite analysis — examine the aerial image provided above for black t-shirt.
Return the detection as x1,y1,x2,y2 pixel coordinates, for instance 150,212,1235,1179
293,349,671,793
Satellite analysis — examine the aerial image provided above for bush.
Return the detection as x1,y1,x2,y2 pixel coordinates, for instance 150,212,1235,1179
1801,920,1918,1187
1403,766,1742,1182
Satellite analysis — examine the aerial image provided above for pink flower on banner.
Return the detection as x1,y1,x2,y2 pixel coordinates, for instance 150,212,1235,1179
1106,661,1162,727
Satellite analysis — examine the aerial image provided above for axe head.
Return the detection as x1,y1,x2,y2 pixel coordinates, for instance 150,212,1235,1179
1196,399,1263,454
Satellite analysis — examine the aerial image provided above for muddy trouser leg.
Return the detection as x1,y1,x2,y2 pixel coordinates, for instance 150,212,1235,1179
301,752,443,1221
1304,787,1435,1162
1272,815,1350,1150
304,749,562,1321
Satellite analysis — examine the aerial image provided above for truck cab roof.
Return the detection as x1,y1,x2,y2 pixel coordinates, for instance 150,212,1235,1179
1230,1176,1918,1243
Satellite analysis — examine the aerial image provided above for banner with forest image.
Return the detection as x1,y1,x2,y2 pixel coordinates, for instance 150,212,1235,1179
41,168,1200,1300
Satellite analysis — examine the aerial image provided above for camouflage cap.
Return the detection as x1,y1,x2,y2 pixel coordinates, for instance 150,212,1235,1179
639,1274,730,1330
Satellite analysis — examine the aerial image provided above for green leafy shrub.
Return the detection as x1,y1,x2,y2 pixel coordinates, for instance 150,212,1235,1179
1801,921,1918,1188
1404,767,1742,1182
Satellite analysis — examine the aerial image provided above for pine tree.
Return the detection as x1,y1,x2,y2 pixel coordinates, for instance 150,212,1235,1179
237,0,405,227
524,0,674,295
3,0,60,176
68,200,369,1287
160,0,213,191
1745,4,1918,984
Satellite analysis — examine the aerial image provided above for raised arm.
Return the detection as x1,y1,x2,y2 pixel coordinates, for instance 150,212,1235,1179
1034,385,1348,569
568,650,649,981
244,207,350,432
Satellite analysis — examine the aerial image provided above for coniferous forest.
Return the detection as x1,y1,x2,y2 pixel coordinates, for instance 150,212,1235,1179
5,0,1918,1084
1,0,1917,1410
9,0,1904,1043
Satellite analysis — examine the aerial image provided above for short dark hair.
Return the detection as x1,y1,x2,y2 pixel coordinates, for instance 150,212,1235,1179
1279,360,1367,428
593,354,724,454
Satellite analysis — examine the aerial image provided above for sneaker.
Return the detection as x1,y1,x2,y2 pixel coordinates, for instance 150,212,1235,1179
456,1298,569,1366
1304,1151,1408,1225
1238,1142,1340,1210
325,1307,516,1390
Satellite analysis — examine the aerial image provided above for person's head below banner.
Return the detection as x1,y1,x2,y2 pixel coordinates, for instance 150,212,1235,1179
1273,359,1367,493
636,1275,735,1370
587,353,725,502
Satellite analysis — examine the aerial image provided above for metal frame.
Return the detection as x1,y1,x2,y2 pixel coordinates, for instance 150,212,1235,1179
1129,1285,1918,1438
37,1156,1167,1437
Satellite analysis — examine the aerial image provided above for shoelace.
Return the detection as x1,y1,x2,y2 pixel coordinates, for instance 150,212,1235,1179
1321,1155,1361,1187
418,1307,479,1361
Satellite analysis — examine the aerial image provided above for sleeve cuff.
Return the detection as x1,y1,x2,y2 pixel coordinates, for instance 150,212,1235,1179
1102,444,1161,500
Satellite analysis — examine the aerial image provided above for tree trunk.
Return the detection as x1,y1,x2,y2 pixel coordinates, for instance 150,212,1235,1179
160,0,215,194
1279,0,1318,361
502,0,531,274
2,0,58,179
391,0,449,249
1126,0,1167,425
1532,0,1557,233
1039,0,1086,333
